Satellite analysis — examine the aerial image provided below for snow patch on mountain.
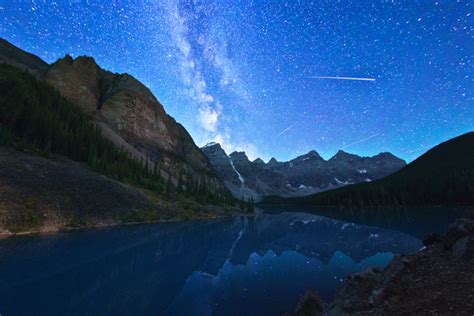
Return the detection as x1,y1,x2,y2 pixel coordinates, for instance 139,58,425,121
203,142,218,147
335,178,351,185
341,223,355,230
229,157,244,183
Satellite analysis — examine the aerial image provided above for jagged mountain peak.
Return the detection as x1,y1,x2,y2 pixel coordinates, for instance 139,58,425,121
268,157,279,165
372,152,407,165
291,150,324,163
75,55,97,64
230,151,250,162
201,142,228,159
54,54,98,69
331,150,360,160
57,54,74,64
253,158,265,164
203,141,220,148
374,152,398,159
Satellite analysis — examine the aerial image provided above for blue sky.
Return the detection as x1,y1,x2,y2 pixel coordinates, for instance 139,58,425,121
1,0,472,161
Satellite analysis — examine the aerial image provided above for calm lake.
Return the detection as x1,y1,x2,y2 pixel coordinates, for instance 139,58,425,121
0,207,471,315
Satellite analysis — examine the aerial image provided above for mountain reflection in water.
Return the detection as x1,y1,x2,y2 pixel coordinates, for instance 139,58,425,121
0,212,424,315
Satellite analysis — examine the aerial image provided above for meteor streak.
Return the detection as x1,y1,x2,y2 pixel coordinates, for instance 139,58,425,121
309,76,376,82
276,122,298,137
341,133,381,149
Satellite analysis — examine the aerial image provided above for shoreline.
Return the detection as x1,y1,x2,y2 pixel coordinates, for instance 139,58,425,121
0,212,252,239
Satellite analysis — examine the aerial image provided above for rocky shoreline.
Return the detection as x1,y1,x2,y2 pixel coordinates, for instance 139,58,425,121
0,214,223,239
288,218,474,315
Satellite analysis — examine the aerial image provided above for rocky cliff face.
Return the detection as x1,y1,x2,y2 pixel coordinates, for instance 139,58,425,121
201,142,242,186
0,38,223,190
202,143,406,201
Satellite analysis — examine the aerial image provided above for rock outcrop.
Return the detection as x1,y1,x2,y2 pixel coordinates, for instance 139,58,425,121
290,290,325,316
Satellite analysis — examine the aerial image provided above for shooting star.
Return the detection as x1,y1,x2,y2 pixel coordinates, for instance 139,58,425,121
276,122,298,137
341,133,381,149
309,76,376,82
405,144,429,154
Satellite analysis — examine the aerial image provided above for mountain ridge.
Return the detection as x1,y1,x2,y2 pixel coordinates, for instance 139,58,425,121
201,142,406,201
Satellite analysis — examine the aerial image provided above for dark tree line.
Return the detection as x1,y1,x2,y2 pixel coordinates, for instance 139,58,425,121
239,194,255,213
305,168,474,208
0,64,233,205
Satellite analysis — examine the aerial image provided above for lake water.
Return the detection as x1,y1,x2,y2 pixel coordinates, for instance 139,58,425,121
0,207,471,315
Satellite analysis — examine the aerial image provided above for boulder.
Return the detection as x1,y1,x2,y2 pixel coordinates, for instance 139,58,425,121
444,218,472,250
292,290,325,316
423,233,442,246
330,266,384,313
452,236,469,258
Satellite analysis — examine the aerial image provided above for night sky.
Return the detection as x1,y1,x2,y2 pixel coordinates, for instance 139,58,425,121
1,0,472,161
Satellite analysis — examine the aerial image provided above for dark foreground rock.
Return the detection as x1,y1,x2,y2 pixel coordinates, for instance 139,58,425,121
288,218,474,315
291,290,326,316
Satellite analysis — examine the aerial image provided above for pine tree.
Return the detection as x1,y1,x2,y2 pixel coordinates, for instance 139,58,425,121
166,174,173,196
247,196,254,213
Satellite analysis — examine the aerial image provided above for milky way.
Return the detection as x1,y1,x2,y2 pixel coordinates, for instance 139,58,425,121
1,0,472,161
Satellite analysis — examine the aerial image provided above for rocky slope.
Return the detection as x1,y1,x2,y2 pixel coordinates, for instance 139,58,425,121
288,218,474,315
0,146,150,235
0,146,236,237
0,38,223,191
201,143,406,201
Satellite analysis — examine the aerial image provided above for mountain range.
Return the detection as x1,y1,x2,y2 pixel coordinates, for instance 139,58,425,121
201,142,406,201
266,132,474,207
